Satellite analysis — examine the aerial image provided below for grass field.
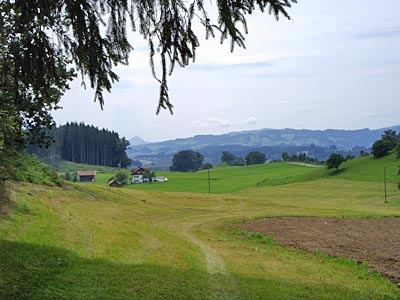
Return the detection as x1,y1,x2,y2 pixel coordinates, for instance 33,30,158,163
1,154,399,299
91,152,399,193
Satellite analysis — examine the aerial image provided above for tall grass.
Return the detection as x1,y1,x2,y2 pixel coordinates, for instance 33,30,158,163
0,178,399,299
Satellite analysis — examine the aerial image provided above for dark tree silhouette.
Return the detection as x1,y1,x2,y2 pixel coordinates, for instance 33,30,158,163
221,151,245,166
245,151,266,165
371,140,392,159
170,150,204,172
326,153,344,171
28,123,132,168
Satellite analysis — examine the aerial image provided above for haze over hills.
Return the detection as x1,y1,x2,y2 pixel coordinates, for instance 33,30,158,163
127,125,399,168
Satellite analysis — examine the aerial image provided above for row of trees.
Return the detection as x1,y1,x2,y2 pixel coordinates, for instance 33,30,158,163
170,150,267,172
221,151,266,166
29,122,132,168
281,152,319,163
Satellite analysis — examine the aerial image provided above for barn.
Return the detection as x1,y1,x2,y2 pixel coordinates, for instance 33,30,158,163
77,170,96,182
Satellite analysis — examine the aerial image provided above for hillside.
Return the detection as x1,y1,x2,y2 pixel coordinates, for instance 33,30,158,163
127,126,398,167
1,153,400,299
119,152,398,194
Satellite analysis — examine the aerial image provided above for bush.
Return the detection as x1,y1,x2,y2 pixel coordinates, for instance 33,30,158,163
115,171,128,185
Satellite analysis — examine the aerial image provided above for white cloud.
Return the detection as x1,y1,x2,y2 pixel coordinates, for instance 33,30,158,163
191,116,258,129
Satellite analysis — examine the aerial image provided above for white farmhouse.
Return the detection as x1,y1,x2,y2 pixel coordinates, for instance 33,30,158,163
131,167,151,184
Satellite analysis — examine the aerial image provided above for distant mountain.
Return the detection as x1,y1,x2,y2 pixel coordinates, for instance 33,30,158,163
126,125,399,168
129,136,149,146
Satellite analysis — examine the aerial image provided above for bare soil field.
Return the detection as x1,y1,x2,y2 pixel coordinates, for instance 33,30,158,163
240,217,400,285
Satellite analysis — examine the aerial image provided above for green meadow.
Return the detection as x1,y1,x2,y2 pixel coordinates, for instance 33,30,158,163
91,152,399,193
1,153,400,299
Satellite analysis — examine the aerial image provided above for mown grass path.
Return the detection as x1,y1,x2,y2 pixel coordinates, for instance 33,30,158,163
1,175,400,299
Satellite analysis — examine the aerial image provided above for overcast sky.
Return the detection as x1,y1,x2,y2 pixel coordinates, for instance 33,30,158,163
52,0,400,142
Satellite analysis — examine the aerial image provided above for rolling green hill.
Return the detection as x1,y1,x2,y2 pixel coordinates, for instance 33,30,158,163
121,163,324,194
333,152,399,183
1,153,399,299
90,152,399,193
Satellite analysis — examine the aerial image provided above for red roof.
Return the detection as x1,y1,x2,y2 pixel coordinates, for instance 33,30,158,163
77,170,96,176
131,167,150,175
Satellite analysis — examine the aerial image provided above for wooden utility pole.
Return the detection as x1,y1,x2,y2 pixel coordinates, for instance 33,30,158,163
208,168,211,194
384,166,388,203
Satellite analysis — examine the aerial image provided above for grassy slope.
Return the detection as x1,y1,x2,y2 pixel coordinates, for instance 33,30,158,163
52,160,121,174
1,154,400,299
334,152,399,183
62,152,399,192
115,163,323,194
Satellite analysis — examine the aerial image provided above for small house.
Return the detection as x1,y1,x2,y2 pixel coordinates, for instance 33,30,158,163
131,167,151,184
77,170,96,182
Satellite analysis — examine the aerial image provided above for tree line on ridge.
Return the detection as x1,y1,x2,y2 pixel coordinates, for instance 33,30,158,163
28,122,131,168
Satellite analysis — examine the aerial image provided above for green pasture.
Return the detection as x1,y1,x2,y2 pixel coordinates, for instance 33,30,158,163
93,152,399,194
109,163,324,194
334,152,399,183
1,154,400,299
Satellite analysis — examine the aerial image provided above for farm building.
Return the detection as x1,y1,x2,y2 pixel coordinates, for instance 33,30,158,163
131,167,151,184
77,170,96,182
108,179,120,188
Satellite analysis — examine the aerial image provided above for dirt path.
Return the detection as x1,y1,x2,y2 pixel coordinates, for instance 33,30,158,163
182,222,226,275
182,220,242,300
240,217,400,285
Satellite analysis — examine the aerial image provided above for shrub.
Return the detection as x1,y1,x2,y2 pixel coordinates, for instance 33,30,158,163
115,171,128,185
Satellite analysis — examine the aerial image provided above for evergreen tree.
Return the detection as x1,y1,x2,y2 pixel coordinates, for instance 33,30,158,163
28,123,132,168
